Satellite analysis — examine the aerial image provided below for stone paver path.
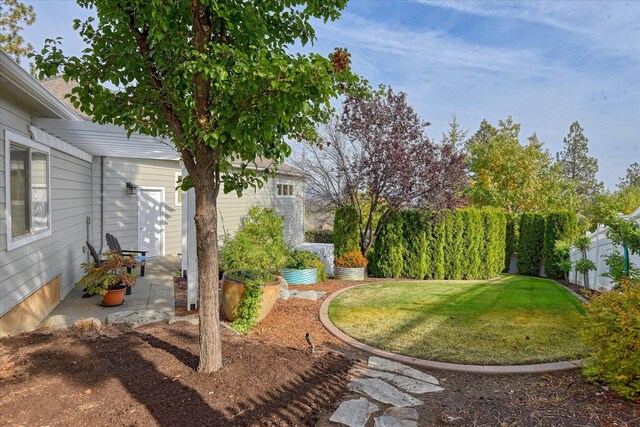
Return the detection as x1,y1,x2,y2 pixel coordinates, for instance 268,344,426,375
329,356,445,426
329,397,378,427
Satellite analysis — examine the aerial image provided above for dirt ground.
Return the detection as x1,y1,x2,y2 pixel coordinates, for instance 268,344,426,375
1,278,637,426
0,322,352,426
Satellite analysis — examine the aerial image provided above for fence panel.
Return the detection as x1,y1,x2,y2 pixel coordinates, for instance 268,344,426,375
569,207,640,290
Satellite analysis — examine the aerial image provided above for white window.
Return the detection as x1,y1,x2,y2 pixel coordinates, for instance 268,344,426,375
4,130,51,250
175,172,183,206
276,182,294,197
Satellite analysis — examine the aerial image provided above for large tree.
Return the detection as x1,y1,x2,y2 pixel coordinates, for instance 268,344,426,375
294,88,467,256
34,0,359,373
0,0,36,63
465,117,579,214
619,162,640,190
556,121,603,198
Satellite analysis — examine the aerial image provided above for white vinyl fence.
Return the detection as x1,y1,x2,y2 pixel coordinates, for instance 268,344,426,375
569,207,640,291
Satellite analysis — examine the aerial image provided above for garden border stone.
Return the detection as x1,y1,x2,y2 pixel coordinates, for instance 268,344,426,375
319,283,584,375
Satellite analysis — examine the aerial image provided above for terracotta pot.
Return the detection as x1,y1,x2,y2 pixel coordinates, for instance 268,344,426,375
103,286,126,306
221,273,281,322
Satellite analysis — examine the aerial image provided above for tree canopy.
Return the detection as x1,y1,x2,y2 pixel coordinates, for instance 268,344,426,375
0,0,36,63
34,0,360,373
465,117,578,214
294,87,467,255
556,121,603,198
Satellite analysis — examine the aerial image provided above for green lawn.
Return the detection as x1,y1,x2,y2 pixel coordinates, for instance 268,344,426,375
328,275,590,365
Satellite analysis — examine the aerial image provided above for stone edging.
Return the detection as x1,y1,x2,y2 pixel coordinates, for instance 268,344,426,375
319,283,584,375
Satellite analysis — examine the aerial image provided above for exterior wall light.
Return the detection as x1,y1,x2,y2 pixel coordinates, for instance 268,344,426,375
126,182,138,195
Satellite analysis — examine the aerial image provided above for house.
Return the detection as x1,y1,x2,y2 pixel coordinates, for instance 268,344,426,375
0,51,305,336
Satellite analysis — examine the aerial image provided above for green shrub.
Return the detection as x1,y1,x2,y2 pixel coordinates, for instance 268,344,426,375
304,229,333,243
369,211,404,278
582,277,640,401
517,213,545,276
423,213,445,279
310,258,328,282
554,240,573,282
461,209,483,279
480,210,507,279
401,210,427,279
575,258,596,274
284,249,319,269
220,206,286,274
504,213,517,272
543,211,579,279
334,206,360,258
442,211,463,279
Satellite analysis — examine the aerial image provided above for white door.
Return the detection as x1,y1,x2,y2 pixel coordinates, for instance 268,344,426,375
138,187,165,258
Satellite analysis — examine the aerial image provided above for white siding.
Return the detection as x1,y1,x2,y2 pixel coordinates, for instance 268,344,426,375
0,94,92,316
91,157,182,256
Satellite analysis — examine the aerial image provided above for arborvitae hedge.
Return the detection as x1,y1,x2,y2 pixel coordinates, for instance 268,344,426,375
543,211,579,279
481,210,507,279
443,211,464,279
503,213,517,272
368,208,506,280
401,211,428,279
517,213,546,276
369,211,404,278
461,209,483,279
424,213,446,279
333,206,360,258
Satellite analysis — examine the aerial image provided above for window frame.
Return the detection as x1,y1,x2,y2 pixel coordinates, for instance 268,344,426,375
276,182,294,198
4,130,52,251
175,172,183,207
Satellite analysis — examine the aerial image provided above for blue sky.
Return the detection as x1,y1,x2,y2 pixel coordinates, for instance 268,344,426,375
22,0,640,188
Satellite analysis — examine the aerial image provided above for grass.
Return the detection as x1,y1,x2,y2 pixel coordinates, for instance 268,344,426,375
328,274,590,365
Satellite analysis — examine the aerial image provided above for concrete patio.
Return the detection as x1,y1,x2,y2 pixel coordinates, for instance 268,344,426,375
41,256,181,329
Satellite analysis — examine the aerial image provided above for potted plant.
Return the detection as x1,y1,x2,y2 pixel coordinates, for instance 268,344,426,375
77,251,137,306
334,250,368,280
281,249,321,285
219,207,287,330
221,270,282,326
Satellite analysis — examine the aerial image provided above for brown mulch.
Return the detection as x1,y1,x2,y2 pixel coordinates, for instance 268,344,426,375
556,278,599,300
0,322,353,426
173,275,193,317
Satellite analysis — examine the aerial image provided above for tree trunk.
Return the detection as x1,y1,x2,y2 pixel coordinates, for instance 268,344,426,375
581,248,590,290
194,172,223,373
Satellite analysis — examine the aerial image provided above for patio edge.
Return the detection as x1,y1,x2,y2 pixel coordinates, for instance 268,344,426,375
319,282,584,375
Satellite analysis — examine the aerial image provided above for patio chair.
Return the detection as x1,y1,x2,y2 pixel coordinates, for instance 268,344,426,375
106,233,147,277
86,241,105,266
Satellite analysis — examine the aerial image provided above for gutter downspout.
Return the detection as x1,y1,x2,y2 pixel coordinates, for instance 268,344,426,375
99,156,105,253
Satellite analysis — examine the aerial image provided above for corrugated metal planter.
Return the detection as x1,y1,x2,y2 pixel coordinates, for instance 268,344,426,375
334,266,366,281
281,268,318,285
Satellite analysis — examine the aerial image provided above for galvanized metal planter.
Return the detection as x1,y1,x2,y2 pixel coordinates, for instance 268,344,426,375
334,266,366,281
281,267,318,285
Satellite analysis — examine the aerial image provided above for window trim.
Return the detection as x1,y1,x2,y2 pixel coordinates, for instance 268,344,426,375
276,182,295,198
4,130,52,251
175,172,183,207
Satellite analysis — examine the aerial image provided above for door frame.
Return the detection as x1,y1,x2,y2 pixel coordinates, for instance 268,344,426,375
137,186,166,258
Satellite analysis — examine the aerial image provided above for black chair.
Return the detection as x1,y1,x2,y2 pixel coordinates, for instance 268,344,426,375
106,233,147,277
86,241,105,266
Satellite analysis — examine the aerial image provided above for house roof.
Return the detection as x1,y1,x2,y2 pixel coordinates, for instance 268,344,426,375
39,76,92,121
0,51,82,121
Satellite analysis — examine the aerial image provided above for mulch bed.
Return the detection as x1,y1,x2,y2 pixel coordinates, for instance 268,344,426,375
0,322,353,426
3,277,636,426
556,278,600,300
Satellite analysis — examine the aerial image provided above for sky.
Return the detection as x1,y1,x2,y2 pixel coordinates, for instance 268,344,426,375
21,0,640,189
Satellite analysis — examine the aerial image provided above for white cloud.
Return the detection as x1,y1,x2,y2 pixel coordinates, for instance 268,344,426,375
307,10,639,188
417,0,640,59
